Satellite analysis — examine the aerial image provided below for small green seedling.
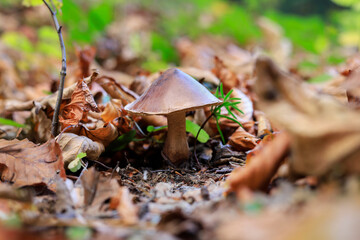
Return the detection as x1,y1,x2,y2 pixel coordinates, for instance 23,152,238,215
211,83,243,143
68,152,87,172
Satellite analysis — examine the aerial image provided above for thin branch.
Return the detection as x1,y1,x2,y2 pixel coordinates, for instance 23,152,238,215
43,0,67,136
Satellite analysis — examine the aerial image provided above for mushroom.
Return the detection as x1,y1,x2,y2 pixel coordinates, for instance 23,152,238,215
125,68,222,165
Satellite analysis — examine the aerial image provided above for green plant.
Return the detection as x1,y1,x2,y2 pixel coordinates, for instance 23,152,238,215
193,83,242,167
0,117,25,128
68,152,87,172
211,83,243,143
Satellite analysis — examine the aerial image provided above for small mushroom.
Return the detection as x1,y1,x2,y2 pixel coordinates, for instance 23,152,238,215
125,68,222,165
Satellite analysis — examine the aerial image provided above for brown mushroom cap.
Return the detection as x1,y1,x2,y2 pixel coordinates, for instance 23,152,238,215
125,68,222,115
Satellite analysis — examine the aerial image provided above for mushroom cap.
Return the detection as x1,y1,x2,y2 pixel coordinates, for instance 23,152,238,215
125,68,222,115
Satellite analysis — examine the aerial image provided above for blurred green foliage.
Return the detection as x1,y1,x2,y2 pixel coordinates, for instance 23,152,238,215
4,0,359,73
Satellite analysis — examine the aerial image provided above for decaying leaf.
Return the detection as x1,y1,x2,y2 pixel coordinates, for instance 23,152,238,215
101,99,123,123
212,56,241,93
60,79,100,128
56,133,104,164
254,56,360,176
79,122,119,146
110,186,139,225
0,138,66,191
230,88,254,121
226,132,290,194
81,168,122,216
228,127,257,151
96,76,138,106
254,110,272,137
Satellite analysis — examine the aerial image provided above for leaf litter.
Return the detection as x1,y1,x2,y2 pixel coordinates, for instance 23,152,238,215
0,2,360,240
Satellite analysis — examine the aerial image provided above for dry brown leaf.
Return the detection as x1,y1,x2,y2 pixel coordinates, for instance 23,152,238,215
56,133,104,164
76,46,96,79
96,76,138,107
79,122,118,146
226,132,290,194
254,110,272,137
31,107,51,142
231,88,254,121
0,138,66,191
228,127,257,151
60,79,100,128
101,99,123,123
81,168,122,216
212,56,240,93
254,56,360,176
110,186,139,225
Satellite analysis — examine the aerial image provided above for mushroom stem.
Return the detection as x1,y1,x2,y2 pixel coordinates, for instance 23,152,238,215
163,111,189,165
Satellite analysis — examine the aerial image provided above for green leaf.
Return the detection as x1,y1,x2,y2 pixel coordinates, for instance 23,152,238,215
68,158,82,172
215,117,225,144
108,130,136,152
219,114,242,127
0,117,25,128
224,89,233,100
185,120,210,143
22,0,43,7
23,0,62,9
308,74,332,83
220,83,224,98
66,227,91,240
147,125,167,133
2,32,34,53
76,152,87,159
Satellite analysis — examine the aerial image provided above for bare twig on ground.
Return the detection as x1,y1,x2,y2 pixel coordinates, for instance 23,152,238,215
43,0,67,136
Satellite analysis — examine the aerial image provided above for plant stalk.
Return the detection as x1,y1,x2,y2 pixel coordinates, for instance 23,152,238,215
43,0,66,136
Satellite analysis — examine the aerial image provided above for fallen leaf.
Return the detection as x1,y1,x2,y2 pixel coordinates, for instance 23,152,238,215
56,133,104,164
101,99,123,123
226,132,290,194
254,110,272,137
60,79,100,128
254,56,360,176
110,186,139,225
228,127,257,151
0,138,66,191
230,88,253,122
75,46,96,79
96,76,138,106
212,56,240,93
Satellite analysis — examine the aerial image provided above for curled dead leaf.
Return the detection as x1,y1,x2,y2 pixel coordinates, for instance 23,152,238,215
101,99,123,123
0,138,66,191
60,79,100,128
228,127,257,151
56,133,104,164
226,132,290,194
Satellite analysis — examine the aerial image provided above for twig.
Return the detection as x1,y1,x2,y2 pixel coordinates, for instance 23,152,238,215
43,0,67,136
